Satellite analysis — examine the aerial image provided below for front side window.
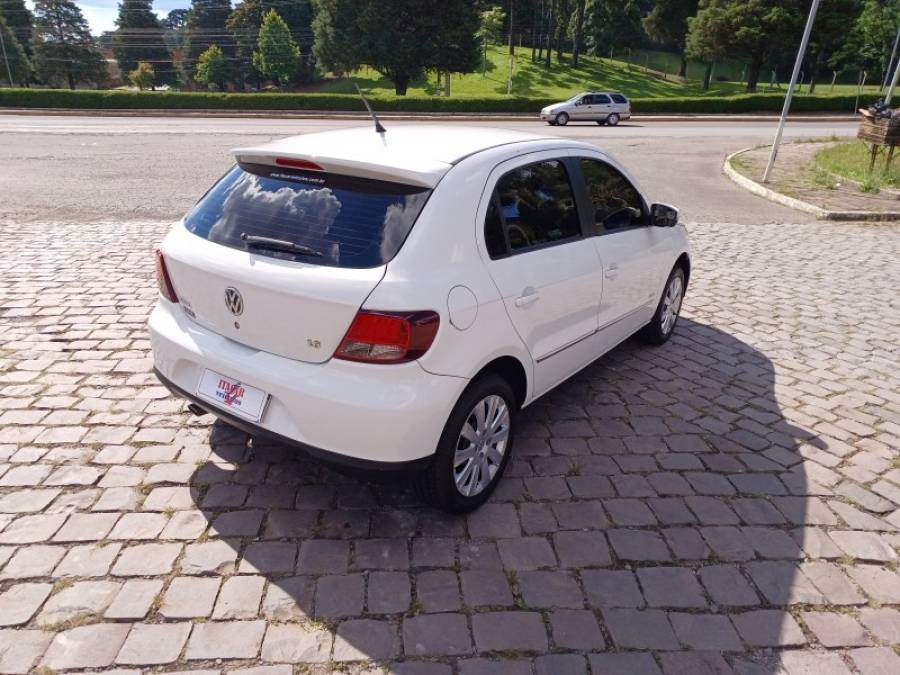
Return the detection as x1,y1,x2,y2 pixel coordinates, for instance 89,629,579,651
488,160,581,256
184,163,431,269
579,158,645,233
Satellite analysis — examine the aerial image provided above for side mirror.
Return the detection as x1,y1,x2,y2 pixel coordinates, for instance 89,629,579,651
574,100,582,106
650,203,678,227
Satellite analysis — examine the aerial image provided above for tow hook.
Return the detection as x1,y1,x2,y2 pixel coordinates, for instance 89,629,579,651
186,403,207,417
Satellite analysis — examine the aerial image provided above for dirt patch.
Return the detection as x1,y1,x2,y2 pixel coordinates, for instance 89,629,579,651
734,141,900,213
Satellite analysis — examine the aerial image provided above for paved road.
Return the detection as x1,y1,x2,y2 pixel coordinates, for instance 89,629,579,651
2,114,899,674
1,217,899,673
0,114,856,223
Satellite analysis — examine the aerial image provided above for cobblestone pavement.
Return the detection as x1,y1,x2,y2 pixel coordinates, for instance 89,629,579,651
0,218,899,675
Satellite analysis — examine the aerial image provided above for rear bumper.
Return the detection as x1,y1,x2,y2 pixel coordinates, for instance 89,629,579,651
149,300,467,470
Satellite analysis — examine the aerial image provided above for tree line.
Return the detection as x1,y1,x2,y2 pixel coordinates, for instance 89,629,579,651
0,1,898,95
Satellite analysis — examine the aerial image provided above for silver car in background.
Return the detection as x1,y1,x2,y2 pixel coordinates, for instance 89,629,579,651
540,91,632,127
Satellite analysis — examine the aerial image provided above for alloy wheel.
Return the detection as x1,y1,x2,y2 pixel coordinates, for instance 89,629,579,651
661,274,683,335
453,394,510,497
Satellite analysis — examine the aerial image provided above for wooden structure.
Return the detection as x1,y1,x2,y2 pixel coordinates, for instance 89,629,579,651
857,111,900,172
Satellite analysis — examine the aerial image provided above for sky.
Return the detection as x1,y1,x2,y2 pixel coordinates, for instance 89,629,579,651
25,1,193,35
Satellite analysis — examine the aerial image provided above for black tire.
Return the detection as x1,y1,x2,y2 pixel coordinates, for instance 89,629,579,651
607,113,620,126
637,265,686,345
555,112,569,126
547,121,557,126
416,373,517,514
596,120,605,125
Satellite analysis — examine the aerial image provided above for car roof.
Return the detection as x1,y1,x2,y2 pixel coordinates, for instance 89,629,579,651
232,125,556,188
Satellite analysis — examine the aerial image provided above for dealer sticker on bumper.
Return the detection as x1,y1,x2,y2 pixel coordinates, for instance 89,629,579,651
196,369,269,423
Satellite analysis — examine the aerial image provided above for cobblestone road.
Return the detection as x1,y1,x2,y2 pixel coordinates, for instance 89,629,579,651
0,219,899,675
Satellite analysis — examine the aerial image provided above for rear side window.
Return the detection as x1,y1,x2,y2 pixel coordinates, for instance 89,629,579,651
594,94,611,104
184,163,431,269
611,94,628,104
579,158,645,233
486,160,580,257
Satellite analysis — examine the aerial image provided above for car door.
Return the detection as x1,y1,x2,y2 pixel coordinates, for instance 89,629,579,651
575,156,674,350
610,93,629,116
481,155,604,397
571,95,591,120
592,94,612,121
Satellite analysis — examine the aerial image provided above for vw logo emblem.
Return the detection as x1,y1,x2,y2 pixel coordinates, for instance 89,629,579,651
224,287,243,316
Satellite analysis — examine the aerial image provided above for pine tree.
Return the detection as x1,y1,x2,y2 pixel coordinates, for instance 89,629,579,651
185,0,234,84
428,0,480,96
31,0,107,89
685,0,802,92
357,0,436,95
113,0,175,87
194,43,229,89
643,0,698,78
0,0,34,58
0,13,31,85
252,9,299,87
229,0,313,88
311,0,364,77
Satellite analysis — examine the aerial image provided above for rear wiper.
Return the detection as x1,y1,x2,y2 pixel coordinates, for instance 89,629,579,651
241,233,322,257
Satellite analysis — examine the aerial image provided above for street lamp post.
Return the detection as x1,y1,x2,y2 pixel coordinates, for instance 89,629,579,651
886,48,900,106
883,26,900,93
0,26,14,87
762,0,822,183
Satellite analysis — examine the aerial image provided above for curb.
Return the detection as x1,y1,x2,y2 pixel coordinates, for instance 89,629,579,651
0,107,859,123
722,147,900,221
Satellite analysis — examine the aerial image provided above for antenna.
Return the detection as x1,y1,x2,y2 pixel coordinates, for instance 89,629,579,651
354,83,387,134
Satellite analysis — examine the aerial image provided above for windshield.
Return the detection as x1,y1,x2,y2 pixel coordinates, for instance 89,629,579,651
184,163,432,269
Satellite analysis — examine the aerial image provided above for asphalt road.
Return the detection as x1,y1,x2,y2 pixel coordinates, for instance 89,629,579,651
0,114,857,224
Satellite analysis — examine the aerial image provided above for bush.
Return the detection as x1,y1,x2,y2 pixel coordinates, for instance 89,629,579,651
0,87,880,114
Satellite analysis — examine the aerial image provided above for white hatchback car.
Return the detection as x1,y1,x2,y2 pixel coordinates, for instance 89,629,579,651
150,125,690,513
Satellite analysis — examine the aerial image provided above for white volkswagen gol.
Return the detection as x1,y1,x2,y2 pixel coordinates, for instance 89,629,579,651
150,125,690,513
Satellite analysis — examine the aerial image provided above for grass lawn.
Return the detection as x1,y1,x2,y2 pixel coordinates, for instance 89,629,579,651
309,45,886,100
816,140,900,192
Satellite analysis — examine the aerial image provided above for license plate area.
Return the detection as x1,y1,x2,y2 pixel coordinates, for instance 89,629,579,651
196,369,269,423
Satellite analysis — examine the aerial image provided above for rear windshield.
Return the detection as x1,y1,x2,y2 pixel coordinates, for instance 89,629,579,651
184,163,432,268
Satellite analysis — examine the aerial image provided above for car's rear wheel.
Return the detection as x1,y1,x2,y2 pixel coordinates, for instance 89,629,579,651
416,373,516,513
638,265,685,345
607,113,621,126
554,112,569,126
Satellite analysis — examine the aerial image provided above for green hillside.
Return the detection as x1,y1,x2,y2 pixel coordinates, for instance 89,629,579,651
310,45,881,100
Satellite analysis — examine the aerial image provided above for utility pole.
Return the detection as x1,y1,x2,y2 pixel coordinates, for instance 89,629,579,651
507,0,514,94
886,51,900,106
0,25,13,87
762,0,821,183
882,26,900,93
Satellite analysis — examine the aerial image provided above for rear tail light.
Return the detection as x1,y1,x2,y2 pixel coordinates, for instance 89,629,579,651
275,157,324,171
154,249,179,303
334,310,439,364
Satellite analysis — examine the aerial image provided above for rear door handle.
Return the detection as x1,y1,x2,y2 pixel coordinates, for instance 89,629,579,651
605,264,619,279
515,289,539,307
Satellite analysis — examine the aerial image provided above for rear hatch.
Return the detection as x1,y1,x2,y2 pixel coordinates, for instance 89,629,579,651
163,161,433,363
